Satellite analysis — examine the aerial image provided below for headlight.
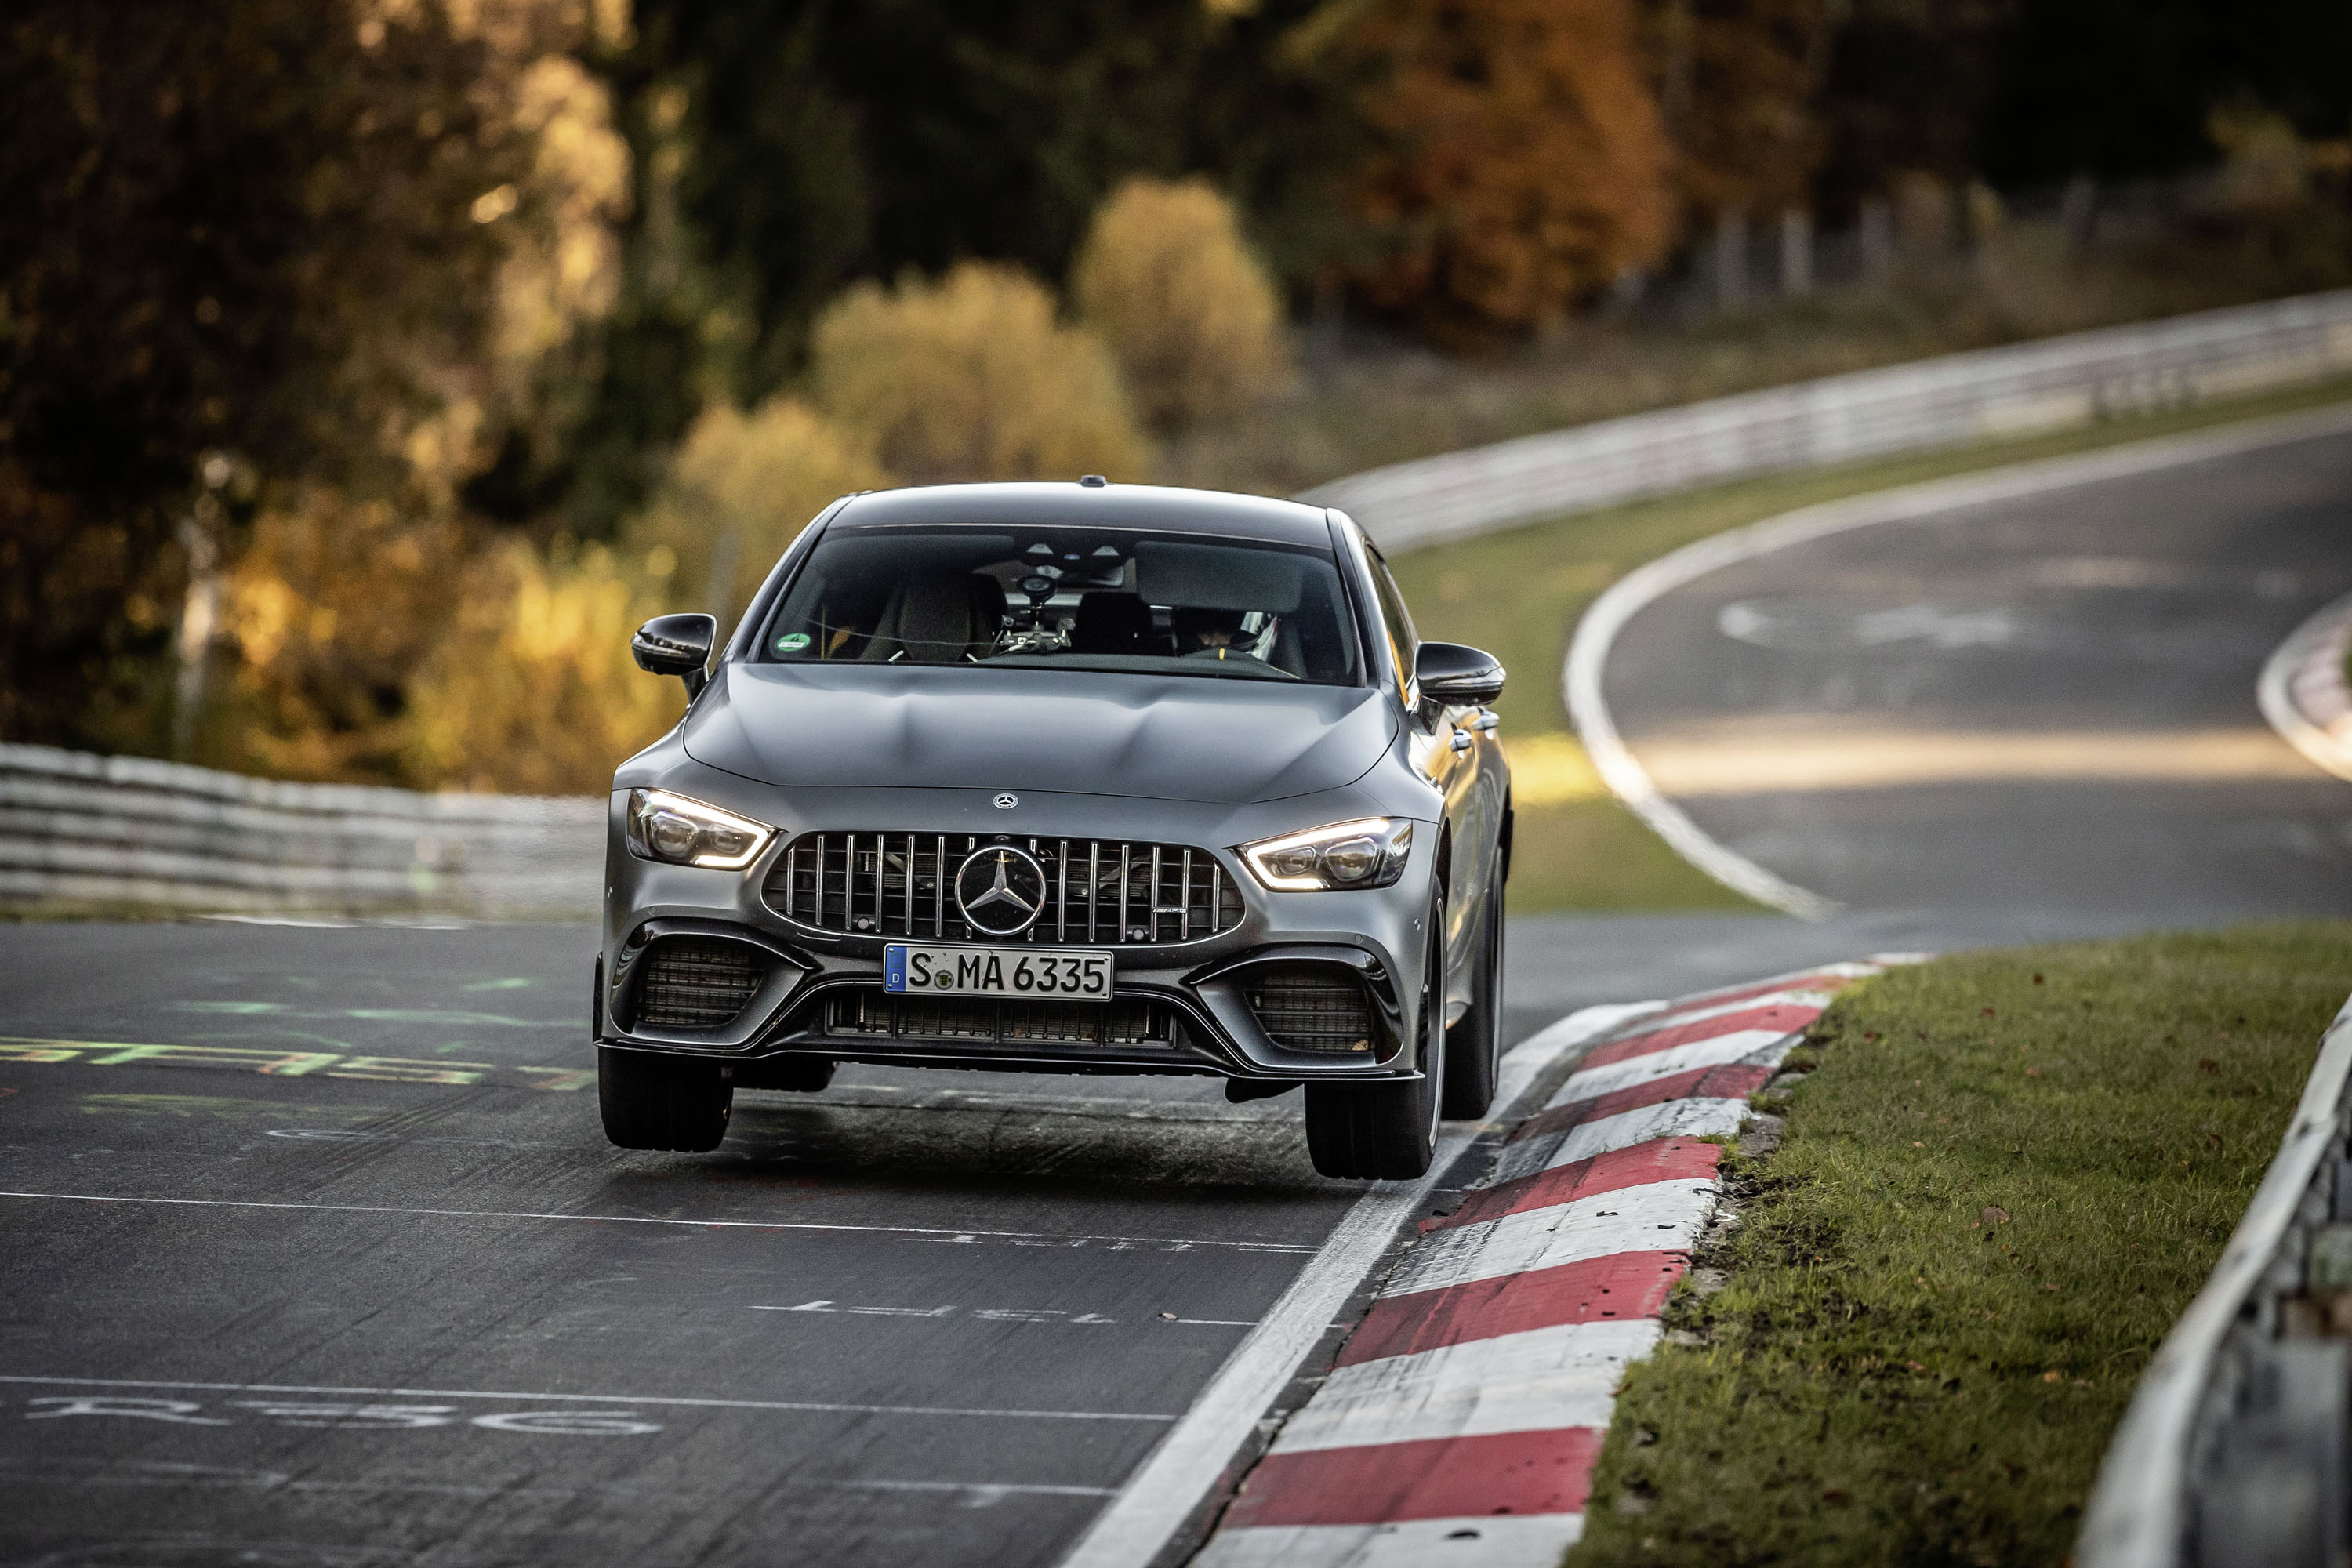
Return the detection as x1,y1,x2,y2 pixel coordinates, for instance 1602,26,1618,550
626,789,775,869
1238,818,1414,891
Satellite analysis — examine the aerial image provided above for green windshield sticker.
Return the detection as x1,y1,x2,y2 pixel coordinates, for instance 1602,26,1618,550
776,632,811,652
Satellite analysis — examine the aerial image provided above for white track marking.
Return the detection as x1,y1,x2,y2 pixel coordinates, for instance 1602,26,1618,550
1658,960,1883,1012
808,1479,1120,1497
1197,1515,1585,1568
1494,1098,1752,1185
0,1374,1170,1423
0,1190,1314,1254
1608,989,1832,1033
1565,401,2352,917
1555,1029,1799,1102
1382,1180,1717,1298
1053,1003,1639,1568
2256,587,2352,783
1270,1320,1657,1453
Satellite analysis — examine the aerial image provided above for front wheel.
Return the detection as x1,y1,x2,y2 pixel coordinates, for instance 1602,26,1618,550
1305,902,1445,1180
599,1046,732,1152
1442,866,1504,1120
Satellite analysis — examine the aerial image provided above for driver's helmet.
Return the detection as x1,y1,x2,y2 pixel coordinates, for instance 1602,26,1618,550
1172,605,1250,653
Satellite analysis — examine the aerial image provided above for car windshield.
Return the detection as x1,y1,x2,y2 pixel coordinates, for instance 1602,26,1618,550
755,525,1363,684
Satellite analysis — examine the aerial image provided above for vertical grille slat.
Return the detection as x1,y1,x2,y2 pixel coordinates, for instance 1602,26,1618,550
1149,847,1164,943
765,832,1241,944
1116,844,1131,943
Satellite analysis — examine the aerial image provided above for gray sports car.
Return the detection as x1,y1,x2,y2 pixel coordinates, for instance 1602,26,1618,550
598,478,1511,1178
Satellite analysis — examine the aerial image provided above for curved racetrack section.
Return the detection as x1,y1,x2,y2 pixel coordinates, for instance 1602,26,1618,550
1599,423,2352,921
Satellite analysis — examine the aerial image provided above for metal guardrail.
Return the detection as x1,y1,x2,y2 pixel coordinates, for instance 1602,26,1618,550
0,742,604,918
2080,994,2352,1568
1301,289,2352,550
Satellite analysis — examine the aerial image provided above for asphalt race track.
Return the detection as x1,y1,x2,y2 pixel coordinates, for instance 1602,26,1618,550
0,920,1354,1568
5,423,2351,1567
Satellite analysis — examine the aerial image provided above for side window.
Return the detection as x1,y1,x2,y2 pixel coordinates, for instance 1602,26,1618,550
1365,543,1419,691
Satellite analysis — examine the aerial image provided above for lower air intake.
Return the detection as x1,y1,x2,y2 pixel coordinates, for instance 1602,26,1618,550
822,989,1167,1046
637,938,764,1029
1245,964,1374,1053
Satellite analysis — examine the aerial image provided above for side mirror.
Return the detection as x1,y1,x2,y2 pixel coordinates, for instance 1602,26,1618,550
1414,641,1505,706
632,613,717,699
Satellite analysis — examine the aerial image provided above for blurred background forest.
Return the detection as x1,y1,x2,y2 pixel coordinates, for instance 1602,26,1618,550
5,0,2350,793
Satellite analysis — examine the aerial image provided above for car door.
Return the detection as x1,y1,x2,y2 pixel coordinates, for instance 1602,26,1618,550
1362,539,1488,1010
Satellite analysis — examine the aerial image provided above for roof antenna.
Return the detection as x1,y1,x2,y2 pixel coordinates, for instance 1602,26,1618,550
1077,474,1109,488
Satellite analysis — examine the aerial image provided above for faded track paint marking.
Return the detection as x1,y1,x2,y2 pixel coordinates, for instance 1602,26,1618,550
0,1374,1178,1423
0,1038,593,1091
0,1191,1321,1254
753,1300,1121,1323
19,1395,659,1436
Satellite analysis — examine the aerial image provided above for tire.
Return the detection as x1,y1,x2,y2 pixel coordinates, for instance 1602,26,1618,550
1441,862,1504,1120
598,1046,732,1152
1305,901,1446,1180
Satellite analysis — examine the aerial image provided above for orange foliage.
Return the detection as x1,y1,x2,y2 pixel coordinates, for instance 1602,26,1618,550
1348,0,1675,336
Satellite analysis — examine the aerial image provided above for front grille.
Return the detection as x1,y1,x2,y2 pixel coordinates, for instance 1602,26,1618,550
764,833,1243,945
638,938,764,1029
1245,964,1374,1053
822,988,1169,1046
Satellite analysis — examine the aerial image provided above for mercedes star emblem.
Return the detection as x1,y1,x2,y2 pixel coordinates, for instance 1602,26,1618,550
993,793,1019,810
955,844,1047,937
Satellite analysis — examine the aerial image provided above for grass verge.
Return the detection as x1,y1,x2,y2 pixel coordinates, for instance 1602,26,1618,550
1567,922,2352,1567
1381,375,2352,914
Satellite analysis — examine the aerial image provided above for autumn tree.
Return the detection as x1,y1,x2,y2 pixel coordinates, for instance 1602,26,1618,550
0,0,628,768
810,263,1147,484
1341,0,1675,338
1073,176,1291,431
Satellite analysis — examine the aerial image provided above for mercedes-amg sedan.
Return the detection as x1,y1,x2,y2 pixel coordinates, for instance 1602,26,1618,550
597,479,1511,1178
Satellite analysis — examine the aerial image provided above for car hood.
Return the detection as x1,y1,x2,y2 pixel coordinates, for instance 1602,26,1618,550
682,663,1396,806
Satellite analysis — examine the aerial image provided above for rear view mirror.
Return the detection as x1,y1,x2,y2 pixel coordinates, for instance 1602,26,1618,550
632,614,717,699
1414,641,1505,706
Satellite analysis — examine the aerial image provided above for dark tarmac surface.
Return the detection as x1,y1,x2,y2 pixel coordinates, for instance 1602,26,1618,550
5,423,2351,1568
0,921,1345,1568
1592,423,2352,927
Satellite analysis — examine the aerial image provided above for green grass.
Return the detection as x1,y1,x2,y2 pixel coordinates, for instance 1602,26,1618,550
1383,375,2352,914
1567,923,2352,1568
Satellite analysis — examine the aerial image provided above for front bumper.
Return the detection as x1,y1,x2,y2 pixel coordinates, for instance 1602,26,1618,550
596,778,1436,1083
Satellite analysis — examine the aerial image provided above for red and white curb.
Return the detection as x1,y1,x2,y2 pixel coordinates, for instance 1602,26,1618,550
1194,960,1896,1567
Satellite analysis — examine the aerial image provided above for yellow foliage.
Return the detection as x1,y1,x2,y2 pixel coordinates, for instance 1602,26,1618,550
404,541,681,794
1072,176,1291,430
220,490,474,782
373,9,633,511
811,262,1151,483
492,53,630,372
626,397,895,626
1348,0,1675,336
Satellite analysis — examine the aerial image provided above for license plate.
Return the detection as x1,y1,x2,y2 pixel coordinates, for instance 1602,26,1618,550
884,943,1113,1000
